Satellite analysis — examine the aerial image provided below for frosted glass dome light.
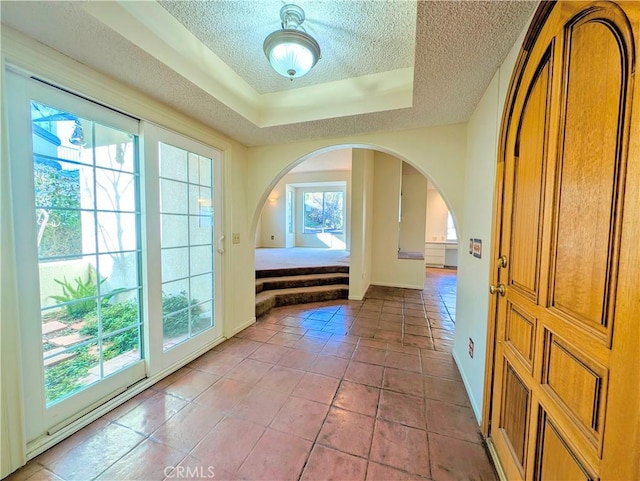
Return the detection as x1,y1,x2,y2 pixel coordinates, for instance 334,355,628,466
263,4,321,80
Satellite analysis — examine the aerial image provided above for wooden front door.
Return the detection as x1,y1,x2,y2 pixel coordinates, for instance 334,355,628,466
487,2,640,480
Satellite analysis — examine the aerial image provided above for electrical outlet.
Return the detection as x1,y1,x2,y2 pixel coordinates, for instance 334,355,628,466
232,233,240,244
468,338,474,358
270,235,275,240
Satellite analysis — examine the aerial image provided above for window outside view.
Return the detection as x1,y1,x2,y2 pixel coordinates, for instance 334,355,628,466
33,102,142,405
303,191,344,234
447,212,457,241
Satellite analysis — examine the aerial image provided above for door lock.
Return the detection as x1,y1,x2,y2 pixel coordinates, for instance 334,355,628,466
489,284,506,296
497,255,508,268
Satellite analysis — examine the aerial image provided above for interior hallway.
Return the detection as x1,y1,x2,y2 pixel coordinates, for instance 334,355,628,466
7,269,496,481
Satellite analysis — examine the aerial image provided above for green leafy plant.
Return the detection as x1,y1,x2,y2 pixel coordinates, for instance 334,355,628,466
49,267,119,318
44,348,96,403
81,301,140,360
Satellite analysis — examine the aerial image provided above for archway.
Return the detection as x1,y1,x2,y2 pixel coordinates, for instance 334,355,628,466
250,144,461,352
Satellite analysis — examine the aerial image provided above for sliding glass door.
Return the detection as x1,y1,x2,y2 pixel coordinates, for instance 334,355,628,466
142,124,223,370
7,72,145,439
7,71,224,443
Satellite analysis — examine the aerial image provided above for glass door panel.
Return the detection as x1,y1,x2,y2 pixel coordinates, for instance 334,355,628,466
159,143,215,350
7,72,145,440
32,100,143,406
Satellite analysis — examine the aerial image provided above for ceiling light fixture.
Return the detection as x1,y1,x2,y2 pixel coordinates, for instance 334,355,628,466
263,4,321,80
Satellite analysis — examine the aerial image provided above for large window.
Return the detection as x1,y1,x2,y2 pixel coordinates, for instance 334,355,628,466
303,191,344,234
159,143,215,350
31,101,142,406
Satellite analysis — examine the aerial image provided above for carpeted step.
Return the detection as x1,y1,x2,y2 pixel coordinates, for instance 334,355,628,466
256,265,349,279
256,272,349,294
256,284,349,318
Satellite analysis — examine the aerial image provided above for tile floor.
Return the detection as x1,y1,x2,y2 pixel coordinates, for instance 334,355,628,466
8,269,497,481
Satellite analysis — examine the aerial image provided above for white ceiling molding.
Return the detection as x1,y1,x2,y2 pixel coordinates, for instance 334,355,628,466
82,1,260,122
0,0,537,146
259,68,413,127
82,0,414,128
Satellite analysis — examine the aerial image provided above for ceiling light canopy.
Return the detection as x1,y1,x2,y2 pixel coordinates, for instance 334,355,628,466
263,4,321,80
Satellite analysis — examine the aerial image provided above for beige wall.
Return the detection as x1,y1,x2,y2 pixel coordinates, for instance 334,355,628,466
399,170,428,254
349,149,375,300
452,21,530,421
246,124,467,239
370,153,425,289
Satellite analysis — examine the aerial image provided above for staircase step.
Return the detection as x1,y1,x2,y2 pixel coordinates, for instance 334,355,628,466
256,284,349,318
256,272,349,294
256,265,349,279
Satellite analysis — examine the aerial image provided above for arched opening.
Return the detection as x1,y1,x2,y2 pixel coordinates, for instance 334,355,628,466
255,148,352,269
251,144,460,353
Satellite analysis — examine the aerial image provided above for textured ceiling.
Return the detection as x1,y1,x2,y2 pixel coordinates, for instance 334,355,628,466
290,149,352,173
159,0,417,94
0,1,537,147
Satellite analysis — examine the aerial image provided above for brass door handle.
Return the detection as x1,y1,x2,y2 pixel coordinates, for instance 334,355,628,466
490,284,506,296
497,255,508,268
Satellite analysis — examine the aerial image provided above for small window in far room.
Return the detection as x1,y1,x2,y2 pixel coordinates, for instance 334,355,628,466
303,191,344,235
447,212,457,241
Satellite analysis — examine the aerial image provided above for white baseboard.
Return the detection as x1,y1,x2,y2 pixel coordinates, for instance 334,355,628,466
348,295,364,301
370,281,423,290
230,317,256,336
452,349,482,422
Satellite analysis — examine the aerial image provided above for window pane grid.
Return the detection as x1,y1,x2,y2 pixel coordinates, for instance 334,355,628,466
158,175,211,189
32,100,143,405
38,249,141,263
303,191,344,234
33,152,138,176
159,142,214,351
34,207,140,215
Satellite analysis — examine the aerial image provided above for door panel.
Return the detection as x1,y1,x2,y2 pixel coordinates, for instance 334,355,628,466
509,59,550,301
541,332,607,442
499,363,530,470
488,2,639,480
504,304,536,371
551,15,627,334
535,412,594,481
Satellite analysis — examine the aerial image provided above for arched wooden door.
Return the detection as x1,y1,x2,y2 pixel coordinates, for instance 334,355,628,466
487,1,640,480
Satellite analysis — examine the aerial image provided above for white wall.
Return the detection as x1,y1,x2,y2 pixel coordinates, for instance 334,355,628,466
452,23,529,422
425,188,449,242
399,170,428,254
257,169,351,249
371,152,425,289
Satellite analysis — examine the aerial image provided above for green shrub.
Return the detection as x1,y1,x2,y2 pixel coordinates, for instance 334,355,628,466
49,268,105,318
81,301,139,360
162,291,203,338
45,348,96,403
